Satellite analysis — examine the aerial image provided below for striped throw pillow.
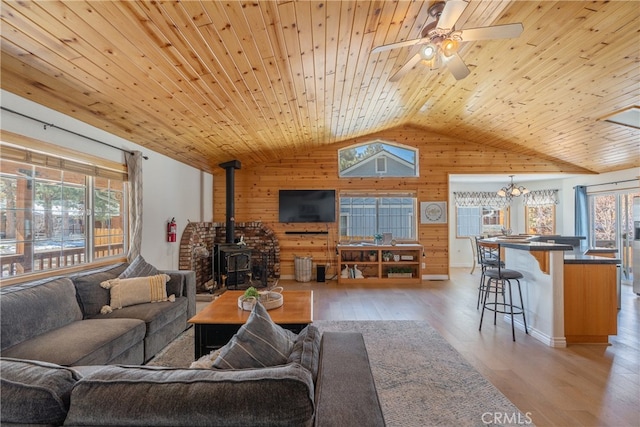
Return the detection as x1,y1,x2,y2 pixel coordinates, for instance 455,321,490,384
119,255,159,279
212,301,297,369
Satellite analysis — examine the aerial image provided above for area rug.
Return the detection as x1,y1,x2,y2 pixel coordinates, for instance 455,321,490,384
148,320,530,427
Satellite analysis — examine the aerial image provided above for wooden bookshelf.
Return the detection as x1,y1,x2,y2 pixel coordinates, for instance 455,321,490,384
337,244,423,285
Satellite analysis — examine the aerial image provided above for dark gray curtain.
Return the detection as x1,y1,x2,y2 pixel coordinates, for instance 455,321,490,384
574,185,588,249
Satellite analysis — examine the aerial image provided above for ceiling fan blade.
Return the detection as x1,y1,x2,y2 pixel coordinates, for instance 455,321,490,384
460,23,524,41
443,52,470,80
437,0,469,30
371,37,429,54
389,53,423,82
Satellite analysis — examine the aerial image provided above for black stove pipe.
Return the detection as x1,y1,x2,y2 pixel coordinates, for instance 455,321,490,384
219,160,241,244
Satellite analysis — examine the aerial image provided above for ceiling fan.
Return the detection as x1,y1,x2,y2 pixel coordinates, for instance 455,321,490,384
371,0,524,81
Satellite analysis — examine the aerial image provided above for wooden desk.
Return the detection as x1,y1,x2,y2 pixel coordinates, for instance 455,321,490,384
189,290,313,358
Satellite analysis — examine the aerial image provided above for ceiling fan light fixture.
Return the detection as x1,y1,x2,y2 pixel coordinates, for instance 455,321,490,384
420,43,437,61
441,38,459,57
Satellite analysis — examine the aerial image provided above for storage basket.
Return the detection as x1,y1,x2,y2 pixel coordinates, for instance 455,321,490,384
294,256,313,282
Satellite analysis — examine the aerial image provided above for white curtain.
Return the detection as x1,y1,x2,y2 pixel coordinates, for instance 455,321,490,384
523,189,559,206
453,192,510,208
125,151,143,261
454,189,559,208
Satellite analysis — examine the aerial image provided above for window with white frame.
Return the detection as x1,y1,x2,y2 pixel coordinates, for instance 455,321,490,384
455,206,509,237
525,205,556,234
0,143,127,278
453,191,510,237
523,189,559,235
339,191,417,241
338,140,418,177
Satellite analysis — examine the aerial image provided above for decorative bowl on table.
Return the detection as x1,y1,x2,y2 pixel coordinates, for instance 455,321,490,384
238,286,284,311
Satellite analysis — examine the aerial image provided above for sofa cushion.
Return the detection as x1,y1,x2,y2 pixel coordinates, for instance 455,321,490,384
99,274,173,312
0,357,81,425
0,277,83,351
119,254,159,278
314,332,385,427
71,263,128,317
213,301,297,369
89,296,187,336
64,363,315,427
287,324,322,382
1,318,146,366
164,271,186,298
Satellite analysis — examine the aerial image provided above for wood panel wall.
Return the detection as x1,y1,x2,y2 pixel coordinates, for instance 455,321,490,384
213,125,589,280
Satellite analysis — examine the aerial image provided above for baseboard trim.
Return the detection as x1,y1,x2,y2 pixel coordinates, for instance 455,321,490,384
504,315,567,348
422,275,449,281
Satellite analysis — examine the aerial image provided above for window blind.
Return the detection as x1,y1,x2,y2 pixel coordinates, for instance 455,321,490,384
340,190,417,198
0,142,127,181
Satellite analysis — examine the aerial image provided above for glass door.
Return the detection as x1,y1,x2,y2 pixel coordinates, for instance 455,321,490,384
589,190,640,284
620,192,639,284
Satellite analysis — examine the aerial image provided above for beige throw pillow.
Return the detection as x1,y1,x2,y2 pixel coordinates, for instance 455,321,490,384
99,274,174,313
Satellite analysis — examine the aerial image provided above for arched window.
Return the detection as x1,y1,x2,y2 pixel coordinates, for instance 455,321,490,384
338,141,418,178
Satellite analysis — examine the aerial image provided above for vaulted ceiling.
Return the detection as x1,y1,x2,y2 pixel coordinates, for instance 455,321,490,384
1,1,638,175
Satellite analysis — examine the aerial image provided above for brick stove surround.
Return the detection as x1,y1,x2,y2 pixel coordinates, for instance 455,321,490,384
179,221,280,293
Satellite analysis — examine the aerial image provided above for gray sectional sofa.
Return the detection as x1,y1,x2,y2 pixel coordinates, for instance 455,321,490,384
0,263,385,426
0,329,385,426
0,261,196,366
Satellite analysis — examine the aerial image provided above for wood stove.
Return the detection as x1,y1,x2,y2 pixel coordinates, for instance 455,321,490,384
213,243,252,289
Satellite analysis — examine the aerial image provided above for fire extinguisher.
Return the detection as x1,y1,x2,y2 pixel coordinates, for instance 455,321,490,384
167,218,177,242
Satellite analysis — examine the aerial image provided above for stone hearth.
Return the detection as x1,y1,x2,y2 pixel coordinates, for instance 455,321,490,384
179,221,280,293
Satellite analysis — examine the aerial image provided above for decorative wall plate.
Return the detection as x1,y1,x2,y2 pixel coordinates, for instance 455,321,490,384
420,201,447,224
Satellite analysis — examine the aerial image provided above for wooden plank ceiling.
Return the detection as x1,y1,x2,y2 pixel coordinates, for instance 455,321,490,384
1,0,638,175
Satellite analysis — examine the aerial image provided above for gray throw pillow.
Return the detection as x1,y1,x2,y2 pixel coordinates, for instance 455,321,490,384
213,301,297,369
119,255,159,279
287,324,322,382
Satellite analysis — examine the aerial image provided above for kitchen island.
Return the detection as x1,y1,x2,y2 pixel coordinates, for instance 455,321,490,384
482,237,620,347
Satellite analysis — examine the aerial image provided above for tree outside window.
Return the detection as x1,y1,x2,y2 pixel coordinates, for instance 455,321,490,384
1,154,126,278
525,205,556,235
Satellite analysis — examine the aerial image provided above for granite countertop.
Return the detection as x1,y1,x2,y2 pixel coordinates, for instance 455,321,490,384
584,247,618,254
481,237,573,251
564,251,621,264
482,237,621,264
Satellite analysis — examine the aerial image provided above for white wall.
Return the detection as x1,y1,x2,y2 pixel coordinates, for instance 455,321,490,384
1,91,214,270
449,169,640,268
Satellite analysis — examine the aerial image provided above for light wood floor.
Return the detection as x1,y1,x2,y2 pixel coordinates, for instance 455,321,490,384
274,268,640,427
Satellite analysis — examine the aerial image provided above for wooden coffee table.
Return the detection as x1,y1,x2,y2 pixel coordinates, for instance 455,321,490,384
189,290,313,358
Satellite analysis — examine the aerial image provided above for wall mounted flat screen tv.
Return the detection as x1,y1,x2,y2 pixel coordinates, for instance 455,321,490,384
279,190,336,223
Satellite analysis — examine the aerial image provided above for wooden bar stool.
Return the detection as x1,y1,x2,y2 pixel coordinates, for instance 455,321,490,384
478,241,528,341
